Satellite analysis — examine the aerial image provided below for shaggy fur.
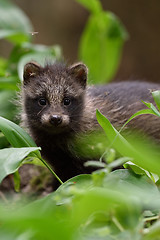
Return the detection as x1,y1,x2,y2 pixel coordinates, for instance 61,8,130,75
20,61,160,185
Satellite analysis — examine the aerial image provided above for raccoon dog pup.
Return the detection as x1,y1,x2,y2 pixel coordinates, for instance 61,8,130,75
21,61,160,184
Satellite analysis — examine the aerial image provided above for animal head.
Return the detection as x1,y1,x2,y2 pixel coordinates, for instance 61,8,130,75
22,61,88,134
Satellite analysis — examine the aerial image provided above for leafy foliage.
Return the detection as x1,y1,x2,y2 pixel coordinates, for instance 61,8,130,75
0,171,160,240
0,0,62,125
0,116,38,148
0,0,160,240
77,0,128,83
0,0,33,43
0,147,40,182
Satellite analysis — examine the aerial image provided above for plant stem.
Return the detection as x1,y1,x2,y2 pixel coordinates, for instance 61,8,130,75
112,215,124,232
40,157,63,185
143,215,159,222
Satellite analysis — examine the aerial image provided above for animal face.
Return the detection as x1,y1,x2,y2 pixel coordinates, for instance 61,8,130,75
22,62,88,134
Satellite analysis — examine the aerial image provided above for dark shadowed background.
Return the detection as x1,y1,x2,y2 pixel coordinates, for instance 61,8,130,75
1,0,160,82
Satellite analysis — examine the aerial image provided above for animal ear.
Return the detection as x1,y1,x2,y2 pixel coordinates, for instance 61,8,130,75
69,63,88,88
23,62,42,84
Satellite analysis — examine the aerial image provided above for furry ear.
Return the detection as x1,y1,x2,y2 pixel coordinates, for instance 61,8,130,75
69,63,88,89
23,62,42,84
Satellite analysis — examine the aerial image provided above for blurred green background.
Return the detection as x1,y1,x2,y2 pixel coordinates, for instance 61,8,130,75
1,0,160,82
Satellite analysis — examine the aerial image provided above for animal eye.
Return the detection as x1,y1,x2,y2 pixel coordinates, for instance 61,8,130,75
63,97,71,106
38,97,47,106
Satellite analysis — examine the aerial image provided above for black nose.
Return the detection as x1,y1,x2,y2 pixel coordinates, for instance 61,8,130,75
50,115,62,126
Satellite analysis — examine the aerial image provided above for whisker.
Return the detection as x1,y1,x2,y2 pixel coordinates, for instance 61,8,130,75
37,106,46,116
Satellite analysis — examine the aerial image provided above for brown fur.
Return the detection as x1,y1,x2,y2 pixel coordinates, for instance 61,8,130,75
21,62,160,186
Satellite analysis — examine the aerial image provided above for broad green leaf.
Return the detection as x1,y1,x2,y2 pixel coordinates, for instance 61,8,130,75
0,0,33,43
105,169,160,209
96,110,160,175
0,116,38,149
57,174,93,192
0,147,40,183
79,12,128,83
55,173,142,230
152,90,160,111
76,0,102,14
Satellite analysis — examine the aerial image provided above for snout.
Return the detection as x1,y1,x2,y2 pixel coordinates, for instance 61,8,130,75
49,115,62,126
41,113,70,128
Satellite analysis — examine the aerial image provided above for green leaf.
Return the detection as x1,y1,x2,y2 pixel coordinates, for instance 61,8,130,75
79,12,128,83
17,44,62,81
96,110,133,155
105,169,160,210
0,147,40,183
0,132,9,149
124,161,159,183
152,90,160,111
142,100,160,117
72,185,140,230
57,174,93,193
119,108,158,133
76,0,102,14
0,0,33,43
96,110,160,176
0,116,38,149
7,42,62,81
108,157,131,169
124,161,149,175
13,170,20,192
0,196,72,240
9,43,61,65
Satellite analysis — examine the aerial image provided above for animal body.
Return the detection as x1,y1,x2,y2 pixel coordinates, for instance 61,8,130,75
21,62,160,184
